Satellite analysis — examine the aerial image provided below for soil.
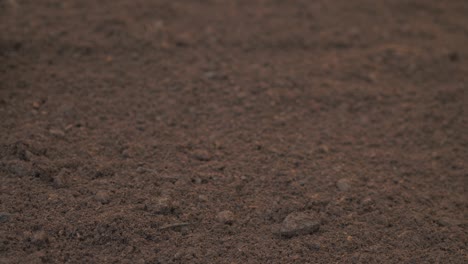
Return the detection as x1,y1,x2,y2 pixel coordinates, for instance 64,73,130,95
1,0,467,263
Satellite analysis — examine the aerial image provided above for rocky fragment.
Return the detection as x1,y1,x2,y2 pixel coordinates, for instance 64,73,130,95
280,212,320,238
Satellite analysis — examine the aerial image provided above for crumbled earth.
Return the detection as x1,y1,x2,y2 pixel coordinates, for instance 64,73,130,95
1,0,467,263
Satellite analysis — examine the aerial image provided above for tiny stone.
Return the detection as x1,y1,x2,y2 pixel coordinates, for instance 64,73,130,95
193,177,202,184
146,197,174,214
95,190,110,204
318,145,330,153
192,150,211,161
436,217,459,227
32,101,41,109
280,212,320,238
198,194,208,202
22,150,34,161
204,71,217,79
49,128,65,137
52,169,69,188
336,179,350,191
0,212,11,223
136,166,146,174
180,226,189,235
173,251,183,260
307,242,321,251
361,197,373,206
31,230,48,245
216,210,235,225
121,149,130,158
174,178,187,186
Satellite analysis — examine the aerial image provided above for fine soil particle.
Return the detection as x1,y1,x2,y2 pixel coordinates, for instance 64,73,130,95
1,0,467,263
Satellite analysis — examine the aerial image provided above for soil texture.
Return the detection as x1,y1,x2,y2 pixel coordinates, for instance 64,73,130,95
1,0,467,263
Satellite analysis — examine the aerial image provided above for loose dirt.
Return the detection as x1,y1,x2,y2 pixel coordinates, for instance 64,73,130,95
1,0,467,263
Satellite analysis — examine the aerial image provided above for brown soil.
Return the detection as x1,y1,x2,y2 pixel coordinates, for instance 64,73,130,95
1,0,467,263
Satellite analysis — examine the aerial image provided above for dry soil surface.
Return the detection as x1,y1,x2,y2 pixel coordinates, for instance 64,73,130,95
1,0,467,263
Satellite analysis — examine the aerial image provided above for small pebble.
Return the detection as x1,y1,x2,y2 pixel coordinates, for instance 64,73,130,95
216,210,235,225
307,242,321,251
136,166,146,174
32,101,41,109
174,178,187,186
49,128,65,137
121,149,130,158
94,190,110,204
0,212,11,223
198,194,208,202
31,230,48,245
192,177,202,184
280,212,320,238
23,150,34,161
52,169,69,188
336,179,350,191
436,217,459,227
204,71,217,79
146,197,175,214
361,197,374,206
192,150,211,161
173,251,183,260
318,145,330,153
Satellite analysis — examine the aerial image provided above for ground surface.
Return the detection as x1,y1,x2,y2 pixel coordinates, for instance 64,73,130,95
1,0,467,263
